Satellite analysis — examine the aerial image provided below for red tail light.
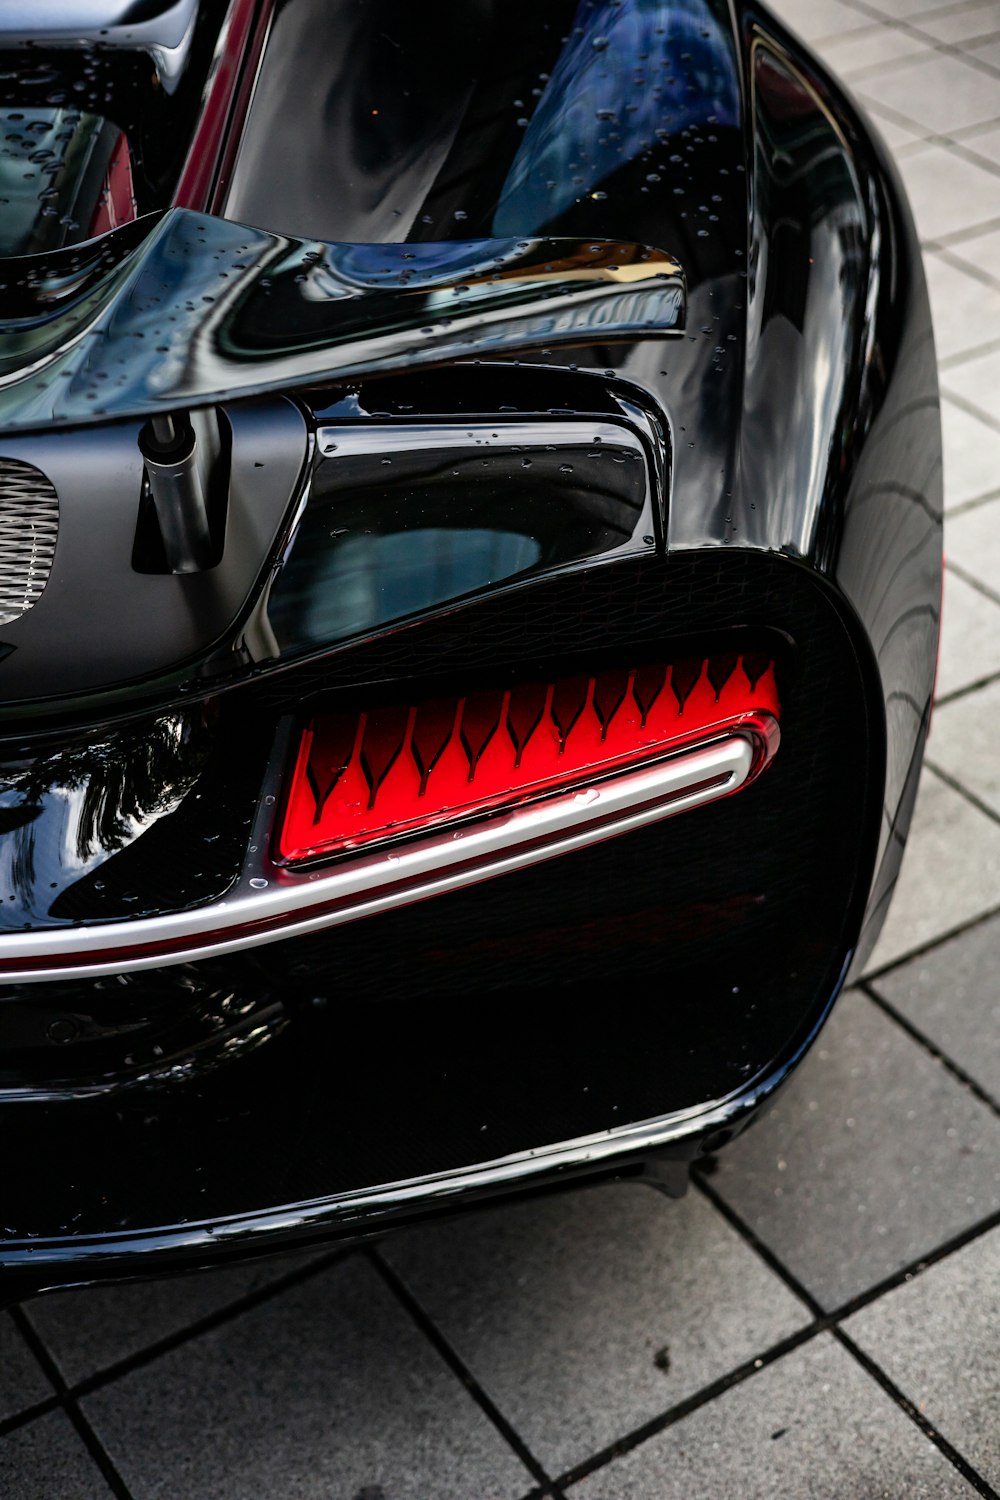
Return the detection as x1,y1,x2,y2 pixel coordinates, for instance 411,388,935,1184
278,653,781,864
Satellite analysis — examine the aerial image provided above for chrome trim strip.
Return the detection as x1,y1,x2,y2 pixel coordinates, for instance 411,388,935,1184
0,733,757,983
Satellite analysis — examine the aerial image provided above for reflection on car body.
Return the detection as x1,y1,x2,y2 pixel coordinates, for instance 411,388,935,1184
0,0,941,1295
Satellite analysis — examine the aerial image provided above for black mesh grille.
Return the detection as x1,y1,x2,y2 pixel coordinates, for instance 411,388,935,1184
0,549,876,1245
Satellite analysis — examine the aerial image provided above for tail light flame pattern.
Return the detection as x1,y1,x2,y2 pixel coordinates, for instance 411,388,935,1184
279,653,780,864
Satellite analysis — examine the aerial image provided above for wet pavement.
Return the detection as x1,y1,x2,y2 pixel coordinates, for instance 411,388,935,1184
4,0,1000,1495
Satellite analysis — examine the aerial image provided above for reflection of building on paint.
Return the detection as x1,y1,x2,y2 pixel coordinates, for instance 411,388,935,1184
495,0,740,233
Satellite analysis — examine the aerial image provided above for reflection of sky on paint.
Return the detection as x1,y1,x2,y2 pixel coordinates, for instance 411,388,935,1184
494,0,739,234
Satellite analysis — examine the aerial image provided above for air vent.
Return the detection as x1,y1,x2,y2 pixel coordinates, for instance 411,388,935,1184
0,459,58,626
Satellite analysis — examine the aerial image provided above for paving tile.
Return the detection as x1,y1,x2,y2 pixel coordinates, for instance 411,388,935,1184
0,1312,52,1422
856,52,1000,134
957,122,1000,166
944,492,1000,591
945,222,1000,281
83,1255,532,1500
765,0,874,43
935,569,1000,698
384,1184,810,1476
895,145,1000,241
943,345,1000,428
710,989,1000,1308
941,396,1000,508
969,33,1000,68
866,109,932,150
872,0,985,14
845,1227,1000,1490
819,26,933,78
911,0,1000,42
0,1411,114,1500
571,1334,975,1499
924,250,1000,359
927,674,1000,818
25,1246,324,1387
863,766,1000,970
874,906,1000,1100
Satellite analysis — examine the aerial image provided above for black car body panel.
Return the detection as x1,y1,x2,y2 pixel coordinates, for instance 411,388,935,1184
0,0,941,1292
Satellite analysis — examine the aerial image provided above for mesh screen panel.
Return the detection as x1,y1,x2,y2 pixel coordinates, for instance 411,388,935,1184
0,459,58,626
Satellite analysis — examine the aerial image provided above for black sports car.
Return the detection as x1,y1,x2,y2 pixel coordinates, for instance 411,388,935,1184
0,0,941,1296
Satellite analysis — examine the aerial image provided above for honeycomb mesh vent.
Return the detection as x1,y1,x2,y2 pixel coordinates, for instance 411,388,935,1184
0,459,58,626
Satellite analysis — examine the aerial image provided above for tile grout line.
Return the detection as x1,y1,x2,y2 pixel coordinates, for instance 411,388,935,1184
943,556,1000,610
689,1176,1000,1499
832,1326,1000,1499
0,1392,60,1439
698,1168,1000,1327
923,132,1000,182
860,978,1000,1119
838,0,1000,91
924,758,1000,831
549,1174,1000,1494
938,391,1000,437
931,199,1000,245
551,1322,823,1491
833,43,946,87
862,897,1000,985
827,1208,1000,1324
934,666,1000,705
927,210,1000,250
938,335,1000,373
943,488,1000,521
932,244,1000,297
368,1247,564,1500
8,1305,136,1500
4,1241,362,1426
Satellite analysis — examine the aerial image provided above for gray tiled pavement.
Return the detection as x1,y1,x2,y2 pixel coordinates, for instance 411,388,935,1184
81,1257,535,1500
382,1187,810,1475
4,2,1000,1496
572,1336,978,1499
0,1413,115,1500
709,989,1000,1309
844,1229,1000,1490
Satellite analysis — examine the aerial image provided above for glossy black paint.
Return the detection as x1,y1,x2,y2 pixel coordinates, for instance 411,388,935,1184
214,0,940,978
211,0,940,971
0,107,124,259
0,0,228,217
0,0,942,1284
0,399,306,703
0,222,683,431
268,416,659,655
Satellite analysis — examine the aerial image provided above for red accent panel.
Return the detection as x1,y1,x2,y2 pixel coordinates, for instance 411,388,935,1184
172,0,271,211
87,132,137,237
279,655,781,864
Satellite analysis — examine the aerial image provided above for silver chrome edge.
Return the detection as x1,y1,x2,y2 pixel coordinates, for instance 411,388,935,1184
0,0,199,88
0,734,757,983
